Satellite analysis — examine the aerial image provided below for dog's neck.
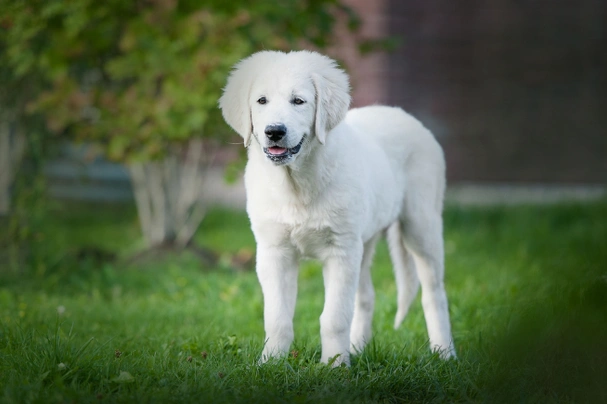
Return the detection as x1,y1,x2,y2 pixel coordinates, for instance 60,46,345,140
285,151,333,204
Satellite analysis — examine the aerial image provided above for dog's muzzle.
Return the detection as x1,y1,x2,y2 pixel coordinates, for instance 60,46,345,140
263,135,306,164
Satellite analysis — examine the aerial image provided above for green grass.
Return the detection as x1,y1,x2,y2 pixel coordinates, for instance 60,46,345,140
1,200,606,403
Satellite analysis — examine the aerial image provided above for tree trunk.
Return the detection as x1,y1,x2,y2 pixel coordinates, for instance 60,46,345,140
0,119,25,216
128,138,216,249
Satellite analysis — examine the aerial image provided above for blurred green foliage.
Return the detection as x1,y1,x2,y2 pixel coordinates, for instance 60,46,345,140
0,135,52,274
0,0,359,162
0,0,360,268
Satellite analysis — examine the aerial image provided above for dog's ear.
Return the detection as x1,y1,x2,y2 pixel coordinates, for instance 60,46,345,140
310,54,351,145
219,51,283,147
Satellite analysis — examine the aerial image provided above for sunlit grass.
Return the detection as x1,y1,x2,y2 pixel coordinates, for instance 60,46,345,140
1,200,606,402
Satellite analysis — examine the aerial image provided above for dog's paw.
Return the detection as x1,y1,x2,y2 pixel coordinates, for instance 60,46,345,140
322,353,350,367
432,344,457,360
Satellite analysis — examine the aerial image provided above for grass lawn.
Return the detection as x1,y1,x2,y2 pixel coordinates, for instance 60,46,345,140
1,200,606,403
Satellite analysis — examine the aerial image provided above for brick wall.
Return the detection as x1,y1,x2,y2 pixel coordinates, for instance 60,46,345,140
342,0,607,184
332,0,389,106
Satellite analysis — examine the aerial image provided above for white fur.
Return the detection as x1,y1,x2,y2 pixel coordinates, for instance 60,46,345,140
219,50,456,366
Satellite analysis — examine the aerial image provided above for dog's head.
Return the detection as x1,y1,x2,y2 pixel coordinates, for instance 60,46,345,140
219,51,351,166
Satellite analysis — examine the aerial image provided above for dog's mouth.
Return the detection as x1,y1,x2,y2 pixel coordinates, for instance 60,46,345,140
263,136,305,163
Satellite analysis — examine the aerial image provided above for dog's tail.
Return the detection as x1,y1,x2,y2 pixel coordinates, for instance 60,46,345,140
387,222,420,329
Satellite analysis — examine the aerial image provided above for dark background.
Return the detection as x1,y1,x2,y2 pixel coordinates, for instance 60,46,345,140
346,0,607,184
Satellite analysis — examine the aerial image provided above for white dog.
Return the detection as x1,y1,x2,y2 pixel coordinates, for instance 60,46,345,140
219,50,455,366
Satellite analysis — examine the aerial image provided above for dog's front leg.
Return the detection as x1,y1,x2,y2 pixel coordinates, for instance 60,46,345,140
320,243,363,366
256,244,299,363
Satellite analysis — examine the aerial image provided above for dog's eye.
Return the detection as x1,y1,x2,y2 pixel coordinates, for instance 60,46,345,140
292,97,305,105
257,97,267,105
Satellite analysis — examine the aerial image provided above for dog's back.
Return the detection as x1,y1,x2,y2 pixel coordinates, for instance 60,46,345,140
344,105,446,212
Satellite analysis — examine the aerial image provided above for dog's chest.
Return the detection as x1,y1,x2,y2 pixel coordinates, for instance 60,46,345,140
278,200,351,259
246,165,355,258
288,221,336,258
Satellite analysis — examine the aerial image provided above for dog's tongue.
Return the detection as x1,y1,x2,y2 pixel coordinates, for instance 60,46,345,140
268,146,287,155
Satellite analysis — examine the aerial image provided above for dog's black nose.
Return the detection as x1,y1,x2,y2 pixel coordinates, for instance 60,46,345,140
265,124,287,141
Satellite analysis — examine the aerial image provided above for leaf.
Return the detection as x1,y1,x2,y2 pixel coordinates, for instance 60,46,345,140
0,0,364,162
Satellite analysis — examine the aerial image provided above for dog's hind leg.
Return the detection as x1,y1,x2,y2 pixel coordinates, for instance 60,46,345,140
387,222,420,329
350,234,380,354
400,208,456,359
